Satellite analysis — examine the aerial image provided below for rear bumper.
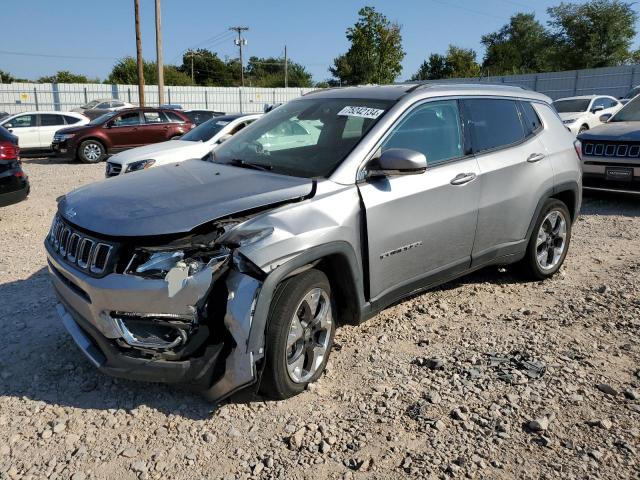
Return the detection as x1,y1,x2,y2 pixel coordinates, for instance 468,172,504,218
0,177,29,207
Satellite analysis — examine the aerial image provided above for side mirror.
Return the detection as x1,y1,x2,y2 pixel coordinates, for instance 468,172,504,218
599,113,613,122
591,105,604,114
367,148,427,178
3,123,12,129
217,133,232,144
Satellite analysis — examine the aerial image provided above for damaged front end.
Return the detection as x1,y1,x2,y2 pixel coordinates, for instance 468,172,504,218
47,215,271,403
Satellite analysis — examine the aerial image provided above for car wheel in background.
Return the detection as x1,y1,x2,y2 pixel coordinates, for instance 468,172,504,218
78,140,106,163
578,124,589,133
520,198,572,280
260,269,336,399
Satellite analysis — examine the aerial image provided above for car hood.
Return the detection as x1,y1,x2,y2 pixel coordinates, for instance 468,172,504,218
558,112,585,121
56,124,96,135
109,140,203,165
58,160,314,237
577,122,640,142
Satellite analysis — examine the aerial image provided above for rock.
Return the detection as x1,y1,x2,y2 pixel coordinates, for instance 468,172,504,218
52,420,66,434
320,441,331,454
425,390,441,404
70,473,86,480
121,447,138,458
589,450,604,462
623,389,638,400
41,429,53,439
227,426,241,438
528,417,550,431
253,462,264,475
289,428,305,450
596,383,618,396
131,461,148,473
451,408,468,421
203,432,216,443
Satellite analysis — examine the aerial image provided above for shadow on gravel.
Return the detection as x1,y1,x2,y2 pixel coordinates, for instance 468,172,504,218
0,267,252,420
20,155,77,166
581,190,640,217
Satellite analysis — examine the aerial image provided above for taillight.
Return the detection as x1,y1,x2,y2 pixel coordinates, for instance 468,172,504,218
573,140,582,161
0,141,19,160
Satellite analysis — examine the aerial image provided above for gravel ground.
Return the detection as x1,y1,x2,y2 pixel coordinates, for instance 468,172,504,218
0,158,639,480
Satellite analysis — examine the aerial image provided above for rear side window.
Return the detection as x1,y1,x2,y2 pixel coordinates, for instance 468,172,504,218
63,115,83,125
165,111,185,123
143,111,166,123
39,114,65,126
381,99,463,166
519,101,543,136
463,99,525,153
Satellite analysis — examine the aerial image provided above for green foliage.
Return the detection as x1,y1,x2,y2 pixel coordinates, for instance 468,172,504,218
107,56,190,86
37,70,98,83
245,56,313,87
0,69,30,83
330,6,405,85
547,0,637,69
410,47,480,80
178,49,234,86
481,13,554,75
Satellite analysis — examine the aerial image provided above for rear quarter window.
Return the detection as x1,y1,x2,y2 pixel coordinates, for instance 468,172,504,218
519,101,543,136
463,98,525,153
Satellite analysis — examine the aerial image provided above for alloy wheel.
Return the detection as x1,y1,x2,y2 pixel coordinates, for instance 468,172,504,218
286,287,332,383
83,143,101,161
535,210,567,271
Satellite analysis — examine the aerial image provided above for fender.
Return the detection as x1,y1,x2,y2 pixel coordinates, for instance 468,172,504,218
525,180,581,242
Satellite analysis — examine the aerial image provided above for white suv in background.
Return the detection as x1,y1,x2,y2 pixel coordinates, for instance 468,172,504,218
0,111,88,151
553,95,622,135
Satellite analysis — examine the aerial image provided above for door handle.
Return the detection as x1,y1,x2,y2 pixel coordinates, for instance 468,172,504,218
527,153,545,163
450,172,477,185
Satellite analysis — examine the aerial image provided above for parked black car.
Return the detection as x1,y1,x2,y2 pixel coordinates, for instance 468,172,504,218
0,126,29,207
183,109,225,125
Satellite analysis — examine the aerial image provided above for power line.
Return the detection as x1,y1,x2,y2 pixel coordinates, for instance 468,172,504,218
230,26,249,86
426,0,504,20
0,49,118,60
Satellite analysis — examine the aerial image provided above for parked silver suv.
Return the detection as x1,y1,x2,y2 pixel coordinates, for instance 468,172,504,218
45,84,581,402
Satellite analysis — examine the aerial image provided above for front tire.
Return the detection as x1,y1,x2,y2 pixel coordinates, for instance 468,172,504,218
578,124,589,134
78,140,106,163
260,269,336,399
521,199,571,280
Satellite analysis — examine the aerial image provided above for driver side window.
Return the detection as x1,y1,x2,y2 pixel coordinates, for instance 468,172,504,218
113,112,141,127
381,100,463,166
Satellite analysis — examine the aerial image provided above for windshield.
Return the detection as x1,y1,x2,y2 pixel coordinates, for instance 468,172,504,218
609,96,640,122
212,98,393,178
87,111,118,126
553,99,590,113
622,87,640,100
181,117,229,142
82,100,100,109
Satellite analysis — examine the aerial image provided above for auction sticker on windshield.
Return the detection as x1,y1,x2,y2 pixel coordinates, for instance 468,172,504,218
337,106,385,119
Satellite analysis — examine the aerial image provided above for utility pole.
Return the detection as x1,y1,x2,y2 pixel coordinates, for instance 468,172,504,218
187,51,200,85
155,0,164,105
230,26,248,87
284,45,288,88
134,0,145,106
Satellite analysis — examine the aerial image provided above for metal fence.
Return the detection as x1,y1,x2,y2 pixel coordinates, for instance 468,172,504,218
422,64,640,100
0,83,316,115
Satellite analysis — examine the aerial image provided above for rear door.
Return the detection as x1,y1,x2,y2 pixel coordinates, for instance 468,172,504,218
358,99,481,301
462,98,553,264
141,110,172,143
2,114,39,149
38,114,67,148
108,111,143,148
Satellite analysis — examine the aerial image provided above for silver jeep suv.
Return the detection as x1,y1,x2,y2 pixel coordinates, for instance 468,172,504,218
45,84,581,401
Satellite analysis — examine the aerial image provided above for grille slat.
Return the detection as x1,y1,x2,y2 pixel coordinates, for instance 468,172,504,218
583,141,640,159
47,216,115,276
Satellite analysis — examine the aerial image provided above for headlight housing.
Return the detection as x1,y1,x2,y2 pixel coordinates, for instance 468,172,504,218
58,133,76,140
126,159,156,172
562,119,577,125
128,248,229,280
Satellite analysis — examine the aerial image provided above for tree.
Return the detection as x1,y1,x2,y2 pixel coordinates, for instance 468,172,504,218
481,13,554,74
411,46,480,80
245,56,313,87
410,54,450,80
0,70,30,83
37,70,94,83
547,0,637,69
178,49,233,86
330,6,405,85
107,57,190,86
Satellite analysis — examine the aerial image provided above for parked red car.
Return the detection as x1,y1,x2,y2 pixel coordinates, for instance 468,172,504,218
51,108,194,163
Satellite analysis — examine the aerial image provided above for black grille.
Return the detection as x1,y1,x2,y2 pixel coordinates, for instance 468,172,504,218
105,162,122,177
47,215,116,276
583,141,640,159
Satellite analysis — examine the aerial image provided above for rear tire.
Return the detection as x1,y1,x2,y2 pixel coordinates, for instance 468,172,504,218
520,199,571,280
260,269,336,399
578,124,589,134
78,140,106,163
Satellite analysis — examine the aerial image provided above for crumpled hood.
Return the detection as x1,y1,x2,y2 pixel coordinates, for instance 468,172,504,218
577,121,640,142
108,140,204,166
58,160,314,237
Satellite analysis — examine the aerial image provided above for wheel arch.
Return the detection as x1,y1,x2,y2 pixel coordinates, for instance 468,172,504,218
525,181,581,242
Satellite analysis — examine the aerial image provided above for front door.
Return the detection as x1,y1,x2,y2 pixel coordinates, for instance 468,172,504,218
108,111,143,148
358,99,480,301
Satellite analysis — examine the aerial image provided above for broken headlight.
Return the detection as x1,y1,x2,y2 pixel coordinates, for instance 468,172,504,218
127,248,229,279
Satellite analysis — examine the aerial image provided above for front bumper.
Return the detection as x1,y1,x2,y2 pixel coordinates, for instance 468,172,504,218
51,140,75,159
582,159,640,192
0,176,29,207
46,240,263,399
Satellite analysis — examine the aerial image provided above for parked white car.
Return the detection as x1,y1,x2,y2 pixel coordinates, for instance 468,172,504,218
72,99,133,114
553,95,622,135
0,111,88,151
105,113,261,176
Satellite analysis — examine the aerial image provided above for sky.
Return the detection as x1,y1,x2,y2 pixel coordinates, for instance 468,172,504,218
2,0,637,83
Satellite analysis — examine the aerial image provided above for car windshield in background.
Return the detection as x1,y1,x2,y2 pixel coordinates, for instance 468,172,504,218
82,100,101,109
609,96,640,122
553,99,590,113
212,98,393,178
87,111,118,126
181,118,228,142
622,87,640,100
